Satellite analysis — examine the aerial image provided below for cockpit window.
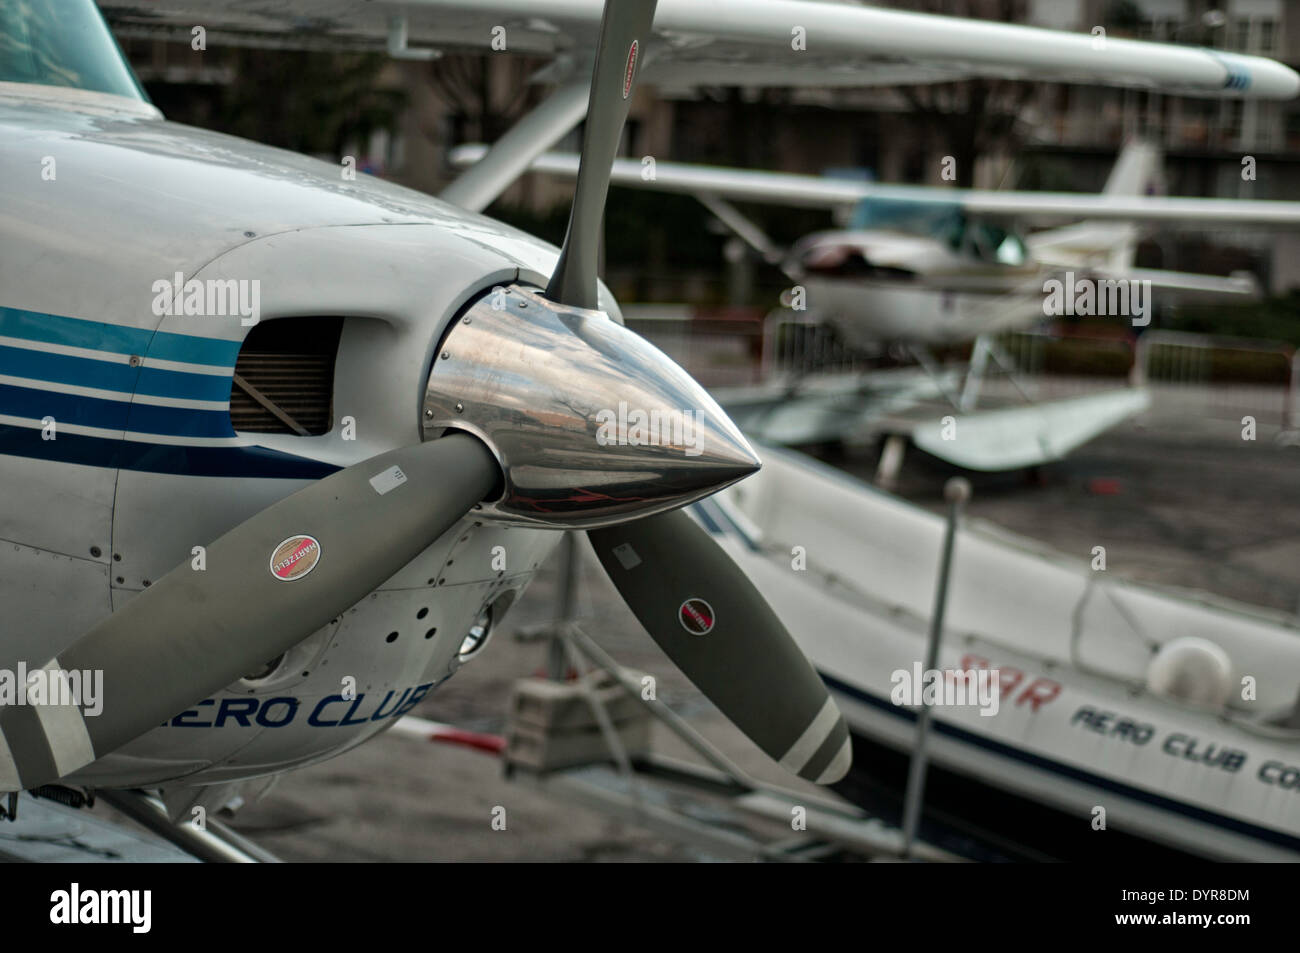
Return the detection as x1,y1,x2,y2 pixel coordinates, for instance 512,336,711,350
0,0,145,101
966,223,1028,267
850,197,966,242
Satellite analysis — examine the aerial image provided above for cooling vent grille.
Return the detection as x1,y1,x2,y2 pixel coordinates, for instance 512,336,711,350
229,317,344,436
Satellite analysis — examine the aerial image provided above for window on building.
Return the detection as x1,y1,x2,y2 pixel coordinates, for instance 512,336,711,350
1258,19,1277,53
1234,18,1251,50
1222,100,1244,142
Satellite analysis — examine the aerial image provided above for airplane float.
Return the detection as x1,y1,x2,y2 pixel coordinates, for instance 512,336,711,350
0,0,1297,860
700,446,1300,861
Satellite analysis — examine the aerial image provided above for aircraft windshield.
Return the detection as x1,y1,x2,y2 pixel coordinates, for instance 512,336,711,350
967,222,1029,266
849,198,965,246
0,0,145,101
850,197,1028,266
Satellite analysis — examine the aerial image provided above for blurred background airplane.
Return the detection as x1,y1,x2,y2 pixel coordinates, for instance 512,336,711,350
465,137,1300,348
452,135,1300,471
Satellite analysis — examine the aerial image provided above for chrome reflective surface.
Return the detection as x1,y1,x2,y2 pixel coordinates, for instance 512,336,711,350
422,285,760,528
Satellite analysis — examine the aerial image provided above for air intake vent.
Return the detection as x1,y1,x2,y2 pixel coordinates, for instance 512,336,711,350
229,317,344,435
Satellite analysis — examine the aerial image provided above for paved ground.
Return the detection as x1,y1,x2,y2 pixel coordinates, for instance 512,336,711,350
840,408,1300,615
75,399,1300,862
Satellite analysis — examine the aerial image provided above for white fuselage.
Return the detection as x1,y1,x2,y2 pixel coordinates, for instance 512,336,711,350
790,229,1047,347
0,84,601,791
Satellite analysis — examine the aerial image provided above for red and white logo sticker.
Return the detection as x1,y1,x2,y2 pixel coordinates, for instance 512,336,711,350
622,40,639,99
678,597,714,636
269,535,321,582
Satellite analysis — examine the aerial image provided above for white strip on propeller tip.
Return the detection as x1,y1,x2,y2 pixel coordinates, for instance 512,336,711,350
815,737,852,785
30,659,96,776
779,696,840,774
0,731,19,792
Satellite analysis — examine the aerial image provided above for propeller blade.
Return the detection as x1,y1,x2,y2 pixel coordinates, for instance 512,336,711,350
588,508,851,784
545,0,658,310
0,434,497,791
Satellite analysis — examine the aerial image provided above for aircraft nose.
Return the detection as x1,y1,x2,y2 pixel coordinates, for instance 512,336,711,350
422,284,759,528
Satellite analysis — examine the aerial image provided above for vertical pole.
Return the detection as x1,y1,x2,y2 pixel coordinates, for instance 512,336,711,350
1287,347,1299,432
548,532,581,680
900,476,971,858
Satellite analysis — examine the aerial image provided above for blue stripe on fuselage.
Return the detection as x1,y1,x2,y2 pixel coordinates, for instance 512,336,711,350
0,306,241,367
0,424,338,479
0,345,232,402
0,307,334,478
0,383,233,437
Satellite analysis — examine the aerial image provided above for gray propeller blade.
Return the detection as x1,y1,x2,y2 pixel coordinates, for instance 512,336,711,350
548,0,847,785
545,0,658,310
588,509,851,784
0,434,497,791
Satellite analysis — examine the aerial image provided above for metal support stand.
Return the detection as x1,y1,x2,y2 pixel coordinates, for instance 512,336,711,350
875,433,907,491
98,789,281,863
900,476,970,858
908,344,965,409
546,532,582,680
958,336,992,412
510,531,966,861
958,335,1033,412
984,336,1036,404
521,533,757,790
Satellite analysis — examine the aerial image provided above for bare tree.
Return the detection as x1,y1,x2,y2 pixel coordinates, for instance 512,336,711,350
889,0,1036,187
424,52,547,144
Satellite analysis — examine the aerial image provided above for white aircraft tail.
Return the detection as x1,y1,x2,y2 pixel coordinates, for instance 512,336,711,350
1102,138,1162,197
1029,139,1163,271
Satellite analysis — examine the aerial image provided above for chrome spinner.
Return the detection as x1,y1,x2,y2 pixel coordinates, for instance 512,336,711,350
422,284,760,529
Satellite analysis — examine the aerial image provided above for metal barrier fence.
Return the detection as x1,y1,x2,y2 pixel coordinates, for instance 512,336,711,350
995,329,1296,427
1130,330,1296,427
625,306,877,385
623,307,764,388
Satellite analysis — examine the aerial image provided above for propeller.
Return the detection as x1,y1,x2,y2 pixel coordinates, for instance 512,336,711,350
0,0,848,793
541,0,851,783
0,435,499,789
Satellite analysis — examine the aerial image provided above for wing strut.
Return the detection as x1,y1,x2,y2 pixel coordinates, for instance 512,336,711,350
440,75,590,213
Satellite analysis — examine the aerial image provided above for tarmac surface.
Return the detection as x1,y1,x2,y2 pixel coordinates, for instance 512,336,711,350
66,398,1300,862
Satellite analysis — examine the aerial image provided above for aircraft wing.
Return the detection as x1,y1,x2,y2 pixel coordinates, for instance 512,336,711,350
454,147,1300,228
100,0,1299,98
1089,267,1259,297
911,388,1153,472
